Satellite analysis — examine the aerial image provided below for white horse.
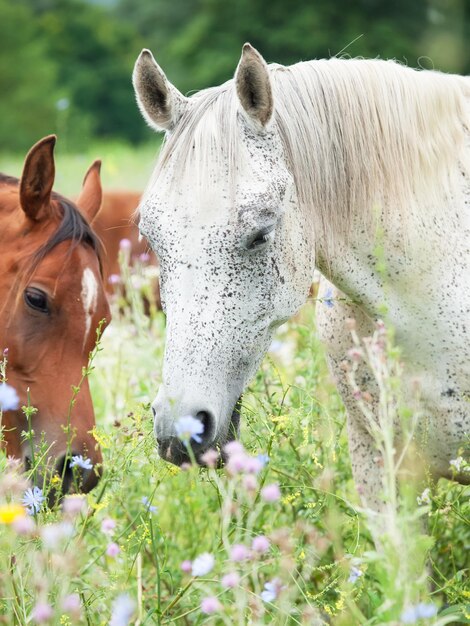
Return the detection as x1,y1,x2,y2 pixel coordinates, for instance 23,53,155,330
133,44,470,510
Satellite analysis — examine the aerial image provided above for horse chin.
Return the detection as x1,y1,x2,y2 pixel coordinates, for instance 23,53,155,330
158,398,242,467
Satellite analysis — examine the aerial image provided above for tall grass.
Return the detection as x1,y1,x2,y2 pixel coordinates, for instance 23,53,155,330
0,252,468,625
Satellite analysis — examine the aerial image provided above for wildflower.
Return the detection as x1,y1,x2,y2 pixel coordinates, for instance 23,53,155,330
12,514,35,535
245,456,263,474
224,441,244,456
348,566,362,583
62,495,86,517
22,486,45,515
41,522,73,549
401,603,438,623
201,448,219,468
347,348,364,362
108,274,121,285
31,601,53,623
230,544,250,562
0,382,19,411
101,517,116,534
62,594,81,618
252,535,270,554
261,580,281,603
119,238,132,251
180,560,192,573
141,496,158,513
449,456,464,472
70,455,93,470
110,594,135,626
226,452,249,475
261,483,281,502
322,287,334,308
243,474,258,491
175,415,204,445
201,596,222,614
416,487,431,506
139,252,150,263
0,503,25,524
221,572,240,588
106,542,120,557
257,453,269,467
191,552,214,577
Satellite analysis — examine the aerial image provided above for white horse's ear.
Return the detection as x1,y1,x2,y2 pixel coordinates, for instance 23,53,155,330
235,43,273,129
133,49,187,132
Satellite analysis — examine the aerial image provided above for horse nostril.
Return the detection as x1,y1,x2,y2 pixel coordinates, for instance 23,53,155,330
195,410,214,444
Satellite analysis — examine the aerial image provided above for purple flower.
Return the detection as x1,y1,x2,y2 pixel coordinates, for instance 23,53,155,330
110,594,135,626
230,544,250,562
200,596,221,614
401,603,438,623
141,496,158,514
257,453,270,467
22,486,45,515
62,495,86,516
70,455,93,470
119,238,132,251
101,518,116,534
224,441,244,456
252,535,270,554
180,560,192,573
322,287,334,308
175,415,204,445
0,383,19,411
348,565,362,583
261,580,281,603
31,601,53,623
260,483,281,502
108,274,121,285
106,542,120,558
62,594,81,616
221,572,240,588
191,552,214,576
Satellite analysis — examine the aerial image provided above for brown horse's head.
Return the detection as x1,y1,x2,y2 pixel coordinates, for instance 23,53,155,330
0,136,111,492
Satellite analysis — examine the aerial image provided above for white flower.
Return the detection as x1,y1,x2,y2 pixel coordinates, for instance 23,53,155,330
0,383,19,411
191,552,214,577
416,487,431,506
110,594,135,626
449,456,464,472
175,415,204,445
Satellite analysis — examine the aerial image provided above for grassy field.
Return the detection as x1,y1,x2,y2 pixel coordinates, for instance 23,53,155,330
0,144,468,625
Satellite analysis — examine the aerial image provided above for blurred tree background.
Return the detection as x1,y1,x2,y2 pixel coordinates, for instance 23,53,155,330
1,0,469,152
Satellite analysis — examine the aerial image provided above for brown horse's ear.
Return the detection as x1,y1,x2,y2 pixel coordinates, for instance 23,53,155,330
20,135,56,221
133,49,187,132
235,43,273,129
77,160,102,223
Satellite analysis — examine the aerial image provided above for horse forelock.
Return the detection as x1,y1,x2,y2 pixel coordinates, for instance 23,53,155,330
142,57,469,260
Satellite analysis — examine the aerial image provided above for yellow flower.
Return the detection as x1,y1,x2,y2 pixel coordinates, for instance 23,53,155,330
0,503,26,524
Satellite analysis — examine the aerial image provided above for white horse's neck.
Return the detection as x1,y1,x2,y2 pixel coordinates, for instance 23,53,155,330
271,59,470,272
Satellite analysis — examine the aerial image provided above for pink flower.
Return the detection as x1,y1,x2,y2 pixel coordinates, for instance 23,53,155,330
31,601,53,623
200,596,221,614
230,544,250,562
101,518,116,534
106,542,120,557
62,594,81,617
62,496,86,517
180,560,192,573
243,475,258,491
252,535,270,553
200,448,219,468
261,483,281,502
226,453,249,475
12,515,35,535
119,238,132,251
108,274,121,285
224,441,244,457
221,572,240,588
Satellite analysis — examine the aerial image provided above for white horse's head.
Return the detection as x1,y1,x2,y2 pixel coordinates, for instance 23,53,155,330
133,44,314,464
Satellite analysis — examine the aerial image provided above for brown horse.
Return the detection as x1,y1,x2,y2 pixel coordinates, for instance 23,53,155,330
93,190,161,308
0,136,110,493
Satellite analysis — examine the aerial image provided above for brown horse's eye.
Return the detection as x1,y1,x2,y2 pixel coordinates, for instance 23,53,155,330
24,287,49,313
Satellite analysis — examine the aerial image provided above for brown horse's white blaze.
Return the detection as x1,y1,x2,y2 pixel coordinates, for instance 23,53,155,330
133,45,470,508
0,136,110,492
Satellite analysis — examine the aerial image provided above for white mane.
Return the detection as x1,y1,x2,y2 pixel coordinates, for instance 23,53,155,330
145,58,470,254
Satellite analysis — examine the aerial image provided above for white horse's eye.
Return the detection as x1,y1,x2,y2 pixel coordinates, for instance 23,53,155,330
247,225,275,250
